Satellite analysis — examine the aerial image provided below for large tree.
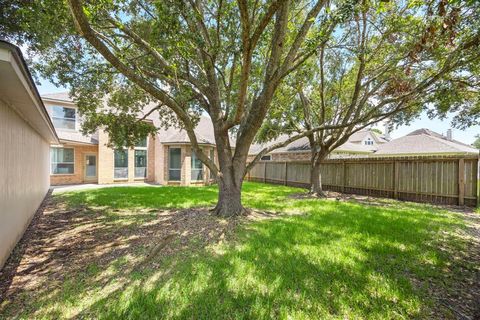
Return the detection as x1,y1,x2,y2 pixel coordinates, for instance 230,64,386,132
253,0,480,195
3,0,351,216
2,0,479,214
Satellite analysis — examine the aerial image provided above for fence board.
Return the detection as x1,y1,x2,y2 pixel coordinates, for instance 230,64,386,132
247,155,479,207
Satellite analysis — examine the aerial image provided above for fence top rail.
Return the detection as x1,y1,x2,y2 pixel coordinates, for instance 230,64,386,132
252,154,479,165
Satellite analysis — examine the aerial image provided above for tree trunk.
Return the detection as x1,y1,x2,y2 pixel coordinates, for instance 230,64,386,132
310,156,327,197
211,130,247,217
213,177,245,217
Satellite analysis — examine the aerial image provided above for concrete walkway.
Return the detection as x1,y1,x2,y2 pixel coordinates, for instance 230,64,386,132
51,182,161,194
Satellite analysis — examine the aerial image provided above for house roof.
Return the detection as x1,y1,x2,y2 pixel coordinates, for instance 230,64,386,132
156,116,219,145
56,130,99,145
41,92,74,102
0,40,58,144
374,128,479,155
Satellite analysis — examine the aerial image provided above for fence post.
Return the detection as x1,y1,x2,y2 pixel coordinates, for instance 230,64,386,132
393,160,399,199
263,162,267,183
458,158,465,206
341,161,346,193
284,162,288,186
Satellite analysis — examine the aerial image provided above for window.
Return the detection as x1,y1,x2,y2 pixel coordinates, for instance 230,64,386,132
134,137,148,178
114,149,128,179
191,149,203,181
261,155,272,161
51,147,74,174
364,138,374,146
51,106,76,130
169,148,181,181
135,150,147,178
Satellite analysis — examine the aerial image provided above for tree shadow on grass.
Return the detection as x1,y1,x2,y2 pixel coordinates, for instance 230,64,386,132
71,201,468,319
0,193,240,318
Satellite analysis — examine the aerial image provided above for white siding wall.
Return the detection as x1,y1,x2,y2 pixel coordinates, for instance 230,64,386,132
0,99,50,268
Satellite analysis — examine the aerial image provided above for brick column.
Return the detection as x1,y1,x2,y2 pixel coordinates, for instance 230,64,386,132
98,129,114,184
183,146,191,186
128,147,135,182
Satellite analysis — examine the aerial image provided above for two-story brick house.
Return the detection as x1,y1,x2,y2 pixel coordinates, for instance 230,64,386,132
42,92,218,186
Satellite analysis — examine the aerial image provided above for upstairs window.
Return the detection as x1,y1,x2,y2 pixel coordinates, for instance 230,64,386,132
51,147,74,174
261,155,272,161
51,106,76,130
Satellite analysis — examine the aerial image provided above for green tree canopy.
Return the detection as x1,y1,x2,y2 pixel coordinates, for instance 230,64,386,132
253,0,480,194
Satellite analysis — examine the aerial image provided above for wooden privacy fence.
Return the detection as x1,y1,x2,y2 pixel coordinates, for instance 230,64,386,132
246,155,480,207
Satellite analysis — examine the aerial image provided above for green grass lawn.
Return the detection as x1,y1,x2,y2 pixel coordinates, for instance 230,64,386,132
1,182,475,319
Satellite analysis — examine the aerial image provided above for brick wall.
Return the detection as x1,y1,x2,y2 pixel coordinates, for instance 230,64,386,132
98,130,156,184
50,144,98,185
97,130,114,184
146,135,155,182
163,144,216,186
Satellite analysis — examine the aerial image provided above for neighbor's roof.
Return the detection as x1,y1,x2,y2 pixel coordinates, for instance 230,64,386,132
374,128,479,155
349,129,389,143
249,133,374,155
0,40,58,144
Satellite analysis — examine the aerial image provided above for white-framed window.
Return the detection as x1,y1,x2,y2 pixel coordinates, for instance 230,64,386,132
51,105,76,130
169,147,181,181
134,137,148,178
364,138,374,145
261,155,272,161
191,149,203,181
51,147,74,174
114,149,128,179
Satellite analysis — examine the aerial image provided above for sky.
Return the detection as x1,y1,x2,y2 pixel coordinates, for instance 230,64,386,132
37,78,480,145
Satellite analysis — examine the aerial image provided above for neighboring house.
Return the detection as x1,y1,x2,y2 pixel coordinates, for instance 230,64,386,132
374,128,479,156
0,40,59,268
42,92,218,186
248,129,388,161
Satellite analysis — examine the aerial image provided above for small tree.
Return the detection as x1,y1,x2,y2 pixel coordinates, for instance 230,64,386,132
253,0,480,195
